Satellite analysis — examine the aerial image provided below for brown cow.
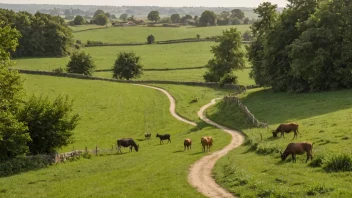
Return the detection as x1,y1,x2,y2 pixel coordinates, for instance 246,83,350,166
184,138,192,151
272,123,300,140
280,142,313,163
201,136,213,152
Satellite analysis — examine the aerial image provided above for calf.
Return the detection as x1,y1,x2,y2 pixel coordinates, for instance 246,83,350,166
156,133,171,144
201,136,213,152
184,138,192,151
280,142,313,163
145,133,151,140
272,123,300,140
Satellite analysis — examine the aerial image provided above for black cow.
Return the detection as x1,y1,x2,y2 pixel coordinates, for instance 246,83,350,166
156,133,171,144
117,138,139,154
145,133,151,140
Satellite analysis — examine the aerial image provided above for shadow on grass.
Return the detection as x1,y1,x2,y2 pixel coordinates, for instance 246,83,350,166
191,151,205,155
173,150,185,153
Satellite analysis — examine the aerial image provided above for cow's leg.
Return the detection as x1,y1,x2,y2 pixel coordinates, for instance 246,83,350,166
291,154,295,162
169,138,171,143
184,145,186,151
306,153,310,163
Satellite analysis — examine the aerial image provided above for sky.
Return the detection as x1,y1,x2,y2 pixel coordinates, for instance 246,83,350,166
0,0,287,7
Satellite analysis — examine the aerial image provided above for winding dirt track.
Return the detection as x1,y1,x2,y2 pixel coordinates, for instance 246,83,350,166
134,84,244,198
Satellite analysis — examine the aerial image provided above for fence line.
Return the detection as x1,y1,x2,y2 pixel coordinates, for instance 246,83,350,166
224,96,269,128
12,69,261,90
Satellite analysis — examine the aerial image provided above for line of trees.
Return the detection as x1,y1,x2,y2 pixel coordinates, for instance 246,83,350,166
248,0,352,93
0,24,79,161
0,9,74,58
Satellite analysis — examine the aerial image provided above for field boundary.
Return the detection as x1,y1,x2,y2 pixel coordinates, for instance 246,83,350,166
84,39,251,47
224,96,269,128
95,66,252,72
13,69,260,90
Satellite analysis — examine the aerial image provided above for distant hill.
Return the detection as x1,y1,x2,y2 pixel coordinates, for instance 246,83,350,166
0,3,283,19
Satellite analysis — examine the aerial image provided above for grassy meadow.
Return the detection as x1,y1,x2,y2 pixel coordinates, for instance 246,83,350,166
73,25,250,43
207,88,352,197
0,74,231,198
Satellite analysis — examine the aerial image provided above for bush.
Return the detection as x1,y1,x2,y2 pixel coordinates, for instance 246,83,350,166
73,15,85,25
18,95,80,155
219,73,238,87
67,51,96,76
52,67,64,73
324,153,352,172
306,184,334,196
86,40,103,46
309,154,326,167
147,34,155,44
112,52,143,80
0,155,53,177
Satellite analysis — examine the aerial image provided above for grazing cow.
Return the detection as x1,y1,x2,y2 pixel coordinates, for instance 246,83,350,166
201,136,213,152
280,142,313,163
156,133,171,144
117,138,139,154
272,123,300,140
145,133,151,140
184,138,192,151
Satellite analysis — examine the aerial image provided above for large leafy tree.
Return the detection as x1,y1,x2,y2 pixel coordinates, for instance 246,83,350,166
112,52,143,80
0,24,30,161
231,9,245,20
67,51,96,76
94,14,109,26
148,11,160,22
73,15,85,25
199,11,217,26
203,28,245,85
18,95,80,155
0,9,74,57
288,0,352,91
170,14,180,23
247,2,278,87
93,9,105,18
119,13,128,21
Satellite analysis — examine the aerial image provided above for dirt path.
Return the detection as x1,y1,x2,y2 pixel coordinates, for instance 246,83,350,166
134,84,244,198
188,98,245,198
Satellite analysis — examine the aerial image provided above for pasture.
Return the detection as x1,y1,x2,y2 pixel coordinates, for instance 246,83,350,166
73,25,251,44
207,88,352,197
0,74,231,197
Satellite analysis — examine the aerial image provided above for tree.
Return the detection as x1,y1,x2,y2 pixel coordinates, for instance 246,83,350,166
242,30,252,41
0,23,30,161
147,35,155,44
160,17,171,23
18,95,79,155
1,9,74,57
94,9,104,18
197,34,201,39
94,14,109,26
243,17,250,24
247,2,278,87
120,13,128,21
105,12,111,18
171,14,180,23
203,28,245,85
66,51,96,76
73,15,85,25
111,14,117,19
231,9,245,20
147,11,160,22
199,11,217,26
112,52,143,80
217,11,231,25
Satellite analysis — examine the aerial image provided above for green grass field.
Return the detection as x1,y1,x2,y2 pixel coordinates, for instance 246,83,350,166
0,74,231,198
207,88,352,197
73,25,250,43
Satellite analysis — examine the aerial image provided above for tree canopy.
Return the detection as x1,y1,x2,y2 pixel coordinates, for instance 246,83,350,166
147,11,160,22
112,52,143,80
66,51,96,76
170,14,180,23
0,9,74,57
247,0,352,92
204,28,245,85
199,11,217,26
94,14,109,26
73,15,85,25
119,13,128,21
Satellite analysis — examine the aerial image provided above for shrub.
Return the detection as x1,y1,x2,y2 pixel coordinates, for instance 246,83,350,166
309,154,326,167
255,143,279,155
112,52,143,80
306,184,334,196
147,35,155,44
52,67,64,73
324,153,352,172
67,51,96,76
86,40,103,46
73,15,85,25
0,155,53,177
219,73,238,87
18,95,80,155
197,34,201,39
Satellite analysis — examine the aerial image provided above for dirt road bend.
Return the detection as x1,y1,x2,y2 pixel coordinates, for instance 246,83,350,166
188,98,245,198
134,84,244,198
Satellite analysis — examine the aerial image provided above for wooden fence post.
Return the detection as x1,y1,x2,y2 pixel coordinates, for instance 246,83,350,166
96,146,98,156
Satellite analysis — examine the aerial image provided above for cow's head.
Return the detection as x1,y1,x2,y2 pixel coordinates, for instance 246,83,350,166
279,150,288,161
135,144,139,152
272,130,278,137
